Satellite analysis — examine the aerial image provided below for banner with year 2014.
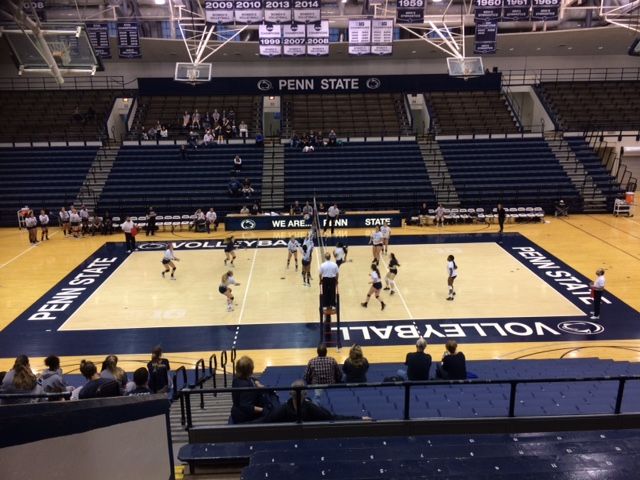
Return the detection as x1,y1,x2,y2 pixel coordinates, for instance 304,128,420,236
396,0,425,23
502,0,531,21
234,0,264,23
264,0,292,22
531,0,560,20
204,0,235,23
259,24,282,56
293,0,321,23
306,21,329,56
474,0,503,21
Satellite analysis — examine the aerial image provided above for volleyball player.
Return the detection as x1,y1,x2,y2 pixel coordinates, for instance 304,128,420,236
380,222,391,255
24,210,38,245
446,255,458,301
383,253,400,295
219,271,240,312
223,236,236,266
39,209,50,241
69,207,81,238
59,207,70,237
361,264,386,310
161,243,180,280
370,226,383,265
301,238,314,286
286,236,301,271
334,242,347,268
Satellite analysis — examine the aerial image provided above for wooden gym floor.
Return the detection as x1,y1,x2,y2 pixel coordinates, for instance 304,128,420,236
1,214,639,375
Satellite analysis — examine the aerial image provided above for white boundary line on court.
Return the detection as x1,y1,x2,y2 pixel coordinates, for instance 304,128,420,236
379,255,415,320
237,246,259,324
0,230,60,271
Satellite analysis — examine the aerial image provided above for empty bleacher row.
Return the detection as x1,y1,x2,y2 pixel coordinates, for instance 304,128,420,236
0,147,97,225
426,91,520,135
283,141,436,211
131,95,262,139
438,137,580,212
98,144,263,217
282,93,411,138
536,81,640,132
0,90,126,143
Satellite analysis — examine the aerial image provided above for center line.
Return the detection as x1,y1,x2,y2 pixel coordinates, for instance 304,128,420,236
379,256,414,320
237,245,258,324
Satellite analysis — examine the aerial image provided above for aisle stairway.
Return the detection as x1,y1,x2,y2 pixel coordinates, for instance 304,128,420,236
75,144,119,212
260,140,285,211
418,139,459,206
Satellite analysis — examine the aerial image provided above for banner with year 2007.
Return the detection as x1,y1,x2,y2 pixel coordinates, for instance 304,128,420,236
264,0,292,22
293,0,321,23
204,0,235,23
282,23,306,56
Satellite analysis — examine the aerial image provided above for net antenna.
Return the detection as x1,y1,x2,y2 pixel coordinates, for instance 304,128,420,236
173,3,248,84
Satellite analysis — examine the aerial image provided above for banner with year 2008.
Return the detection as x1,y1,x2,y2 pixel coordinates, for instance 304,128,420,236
306,21,329,56
282,23,306,56
396,0,425,24
259,24,282,56
204,0,235,23
264,0,292,22
293,0,321,23
235,0,264,23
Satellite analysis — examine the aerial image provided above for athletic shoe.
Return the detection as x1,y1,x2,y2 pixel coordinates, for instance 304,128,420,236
227,306,234,312
361,302,367,308
171,277,176,281
162,271,165,278
390,291,395,295
381,302,386,311
590,315,599,320
589,312,595,316
286,264,289,269
127,250,131,253
295,266,298,271
446,297,453,301
383,287,390,291
453,291,456,296
224,259,227,265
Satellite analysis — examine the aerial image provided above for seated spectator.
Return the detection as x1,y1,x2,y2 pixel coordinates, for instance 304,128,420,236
555,199,569,217
328,129,337,146
435,203,445,227
242,178,254,198
255,133,264,146
2,354,30,389
231,120,238,138
127,368,152,396
182,110,191,129
240,205,250,215
147,346,171,394
203,112,211,130
398,337,431,381
188,129,199,149
100,354,128,393
147,125,157,139
436,340,467,380
205,207,218,233
212,108,220,125
290,131,300,148
89,216,103,236
250,201,261,216
342,345,369,383
263,380,370,423
228,178,242,197
290,200,302,215
72,106,83,123
190,209,206,231
303,144,315,153
302,201,313,220
419,202,429,226
233,155,242,172
39,355,72,394
102,210,113,235
77,360,121,400
192,109,201,129
1,363,43,405
304,343,341,386
227,107,235,121
203,129,214,146
160,125,169,138
214,123,224,143
231,356,266,423
239,120,248,138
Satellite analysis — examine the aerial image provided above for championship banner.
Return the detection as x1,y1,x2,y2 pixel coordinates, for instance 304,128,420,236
264,0,292,22
204,0,235,23
396,0,425,24
306,21,329,56
22,1,46,21
117,22,142,59
474,0,503,21
474,21,498,55
259,24,282,56
502,0,531,21
371,18,394,56
292,0,321,23
234,0,264,23
282,23,306,56
86,23,111,59
531,0,560,20
348,19,372,56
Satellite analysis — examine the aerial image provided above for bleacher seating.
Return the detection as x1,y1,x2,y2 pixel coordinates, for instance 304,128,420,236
0,90,124,142
282,93,411,137
0,147,97,226
131,95,262,139
438,138,580,212
283,142,436,211
536,81,640,131
426,91,520,135
98,144,263,217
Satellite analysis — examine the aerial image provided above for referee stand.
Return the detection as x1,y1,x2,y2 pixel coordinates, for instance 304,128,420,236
319,286,342,349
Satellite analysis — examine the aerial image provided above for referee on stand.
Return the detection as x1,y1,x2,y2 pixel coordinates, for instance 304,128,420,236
319,252,339,310
324,203,340,236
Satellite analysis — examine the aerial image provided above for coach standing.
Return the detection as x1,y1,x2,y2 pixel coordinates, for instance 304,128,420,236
589,268,606,320
319,252,339,310
121,216,137,253
324,203,340,236
497,203,506,232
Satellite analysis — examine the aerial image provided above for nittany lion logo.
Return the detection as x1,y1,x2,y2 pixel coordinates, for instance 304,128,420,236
240,219,257,230
137,242,167,250
257,79,273,91
557,320,605,335
366,77,381,90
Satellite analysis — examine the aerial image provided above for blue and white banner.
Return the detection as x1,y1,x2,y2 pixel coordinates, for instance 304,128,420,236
86,23,111,59
474,21,498,55
234,0,264,23
474,0,503,21
306,21,329,56
264,0,292,22
348,19,372,56
259,23,282,56
502,0,531,21
371,19,394,56
22,1,46,21
531,0,560,20
225,212,402,230
282,23,306,56
292,0,321,23
204,0,235,23
117,22,141,59
396,0,425,24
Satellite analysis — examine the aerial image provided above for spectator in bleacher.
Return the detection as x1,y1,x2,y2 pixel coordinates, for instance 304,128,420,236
290,200,302,215
190,209,206,231
555,199,569,217
290,131,300,148
182,111,191,129
240,205,250,215
227,108,235,121
231,356,266,424
159,125,168,139
59,206,70,237
127,368,152,396
1,362,43,405
589,268,606,320
435,203,445,228
38,209,49,241
205,207,218,233
24,210,38,245
69,207,81,238
180,144,189,161
497,203,506,233
39,355,72,394
304,343,342,386
100,355,128,393
85,106,96,122
328,129,337,146
192,110,201,129
309,131,317,147
228,177,241,197
398,337,431,381
233,155,242,172
147,125,157,139
188,129,199,149
435,340,467,380
419,202,429,226
214,123,224,143
242,178,254,198
147,346,171,394
120,216,137,253
79,205,90,236
89,216,103,236
342,345,369,383
72,106,83,123
203,129,214,146
303,144,315,153
255,133,264,146
263,380,370,423
102,210,113,235
1,355,30,389
223,117,233,140
251,201,261,216
203,112,211,130
212,109,220,125
231,120,238,138
239,120,248,139
76,360,120,400
302,201,313,220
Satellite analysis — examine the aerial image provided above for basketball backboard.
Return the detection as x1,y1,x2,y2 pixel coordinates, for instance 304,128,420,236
174,62,213,84
447,57,485,78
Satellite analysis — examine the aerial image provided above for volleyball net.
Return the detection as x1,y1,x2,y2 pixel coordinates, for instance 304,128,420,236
312,196,326,259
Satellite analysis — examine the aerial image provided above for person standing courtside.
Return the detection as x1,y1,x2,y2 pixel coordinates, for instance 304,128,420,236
446,254,458,301
324,203,339,236
589,268,606,320
319,252,339,310
59,206,70,237
120,216,137,253
39,209,50,241
146,207,157,236
69,207,81,238
25,210,39,245
497,203,506,233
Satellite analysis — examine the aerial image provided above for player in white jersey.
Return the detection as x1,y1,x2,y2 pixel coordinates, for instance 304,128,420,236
286,236,301,271
59,207,70,237
361,263,386,310
446,255,458,301
69,207,81,238
333,242,347,267
39,209,50,241
24,210,39,245
161,243,180,280
370,226,383,265
380,223,391,255
223,236,236,266
383,253,400,295
219,271,240,311
301,237,314,286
